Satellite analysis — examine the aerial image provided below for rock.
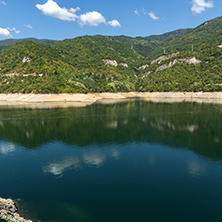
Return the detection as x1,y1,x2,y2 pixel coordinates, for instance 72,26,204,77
102,59,118,67
119,63,128,68
156,57,201,72
138,64,149,70
0,197,32,222
151,52,179,65
156,64,169,72
141,71,152,79
22,57,31,63
185,57,201,64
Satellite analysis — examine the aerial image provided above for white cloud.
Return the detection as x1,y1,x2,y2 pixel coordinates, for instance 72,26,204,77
0,27,11,37
142,9,159,20
191,0,214,14
142,8,147,15
148,11,159,20
24,24,33,29
134,8,139,15
7,27,21,34
69,7,80,14
79,11,106,26
36,0,119,28
36,0,78,21
1,1,6,5
108,20,121,28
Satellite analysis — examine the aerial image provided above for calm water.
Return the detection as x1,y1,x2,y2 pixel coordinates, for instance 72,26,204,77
0,100,222,222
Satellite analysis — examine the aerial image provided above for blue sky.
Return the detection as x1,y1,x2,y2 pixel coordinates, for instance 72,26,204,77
0,0,221,40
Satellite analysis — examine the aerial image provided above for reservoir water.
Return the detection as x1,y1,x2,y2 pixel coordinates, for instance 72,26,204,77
0,100,222,222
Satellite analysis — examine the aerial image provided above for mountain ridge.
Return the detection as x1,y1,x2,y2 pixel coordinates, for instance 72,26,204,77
0,16,222,93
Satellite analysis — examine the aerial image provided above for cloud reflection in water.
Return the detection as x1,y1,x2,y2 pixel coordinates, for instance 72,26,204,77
83,152,106,167
0,142,16,155
43,157,80,176
187,159,207,178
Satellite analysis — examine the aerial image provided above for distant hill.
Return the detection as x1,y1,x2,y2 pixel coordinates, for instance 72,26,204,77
0,16,222,93
150,16,222,57
0,38,58,47
110,29,192,57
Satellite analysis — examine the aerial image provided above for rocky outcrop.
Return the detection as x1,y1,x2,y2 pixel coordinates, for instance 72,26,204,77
151,52,180,65
0,197,32,222
141,71,152,79
156,57,201,72
102,59,118,67
138,64,149,70
119,63,128,68
22,57,31,63
102,60,128,68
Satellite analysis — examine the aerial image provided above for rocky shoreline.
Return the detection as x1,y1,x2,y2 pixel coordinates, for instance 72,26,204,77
0,92,222,108
0,197,32,222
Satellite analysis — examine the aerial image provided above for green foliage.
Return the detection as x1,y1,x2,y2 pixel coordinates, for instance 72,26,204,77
0,38,57,47
111,29,191,57
0,216,13,222
0,16,222,93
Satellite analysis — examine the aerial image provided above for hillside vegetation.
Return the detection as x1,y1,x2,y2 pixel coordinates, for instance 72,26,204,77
0,16,222,93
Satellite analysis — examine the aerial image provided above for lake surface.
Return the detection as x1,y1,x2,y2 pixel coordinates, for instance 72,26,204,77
0,100,222,222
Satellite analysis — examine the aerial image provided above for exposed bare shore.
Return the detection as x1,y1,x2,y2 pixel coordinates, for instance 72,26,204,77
1,92,222,108
0,197,32,222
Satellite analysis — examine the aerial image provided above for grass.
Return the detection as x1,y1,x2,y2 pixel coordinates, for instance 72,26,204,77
0,216,13,222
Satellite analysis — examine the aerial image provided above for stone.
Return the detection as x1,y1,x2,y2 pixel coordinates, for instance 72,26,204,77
119,63,128,68
138,64,149,70
151,52,180,65
141,71,152,79
0,197,32,222
22,57,31,63
102,59,118,67
155,57,201,72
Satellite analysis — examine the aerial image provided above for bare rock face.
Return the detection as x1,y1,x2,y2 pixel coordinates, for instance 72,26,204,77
0,197,32,222
176,57,201,64
22,57,31,63
119,63,128,68
156,57,201,72
102,59,118,67
151,52,179,65
138,64,149,70
141,71,152,79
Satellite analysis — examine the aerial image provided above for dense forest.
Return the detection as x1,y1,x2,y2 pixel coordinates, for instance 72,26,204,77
0,16,222,93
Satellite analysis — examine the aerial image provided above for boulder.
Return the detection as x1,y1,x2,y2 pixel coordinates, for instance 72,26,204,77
102,59,118,67
0,197,32,222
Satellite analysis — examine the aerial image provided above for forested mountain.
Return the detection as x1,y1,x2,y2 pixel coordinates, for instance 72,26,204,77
110,28,192,57
0,38,57,47
0,16,222,93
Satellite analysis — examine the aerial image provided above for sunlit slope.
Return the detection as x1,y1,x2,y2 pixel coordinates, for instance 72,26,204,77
0,40,76,75
110,29,192,57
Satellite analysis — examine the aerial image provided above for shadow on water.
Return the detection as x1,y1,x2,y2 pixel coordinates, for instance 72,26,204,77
0,100,222,160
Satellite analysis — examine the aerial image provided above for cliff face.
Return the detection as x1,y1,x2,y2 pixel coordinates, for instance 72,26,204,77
156,57,201,72
0,197,32,222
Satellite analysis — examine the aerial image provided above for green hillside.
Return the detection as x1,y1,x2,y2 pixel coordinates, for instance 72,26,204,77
150,16,222,57
110,29,191,57
0,38,57,47
0,16,222,93
0,46,6,51
0,40,76,75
